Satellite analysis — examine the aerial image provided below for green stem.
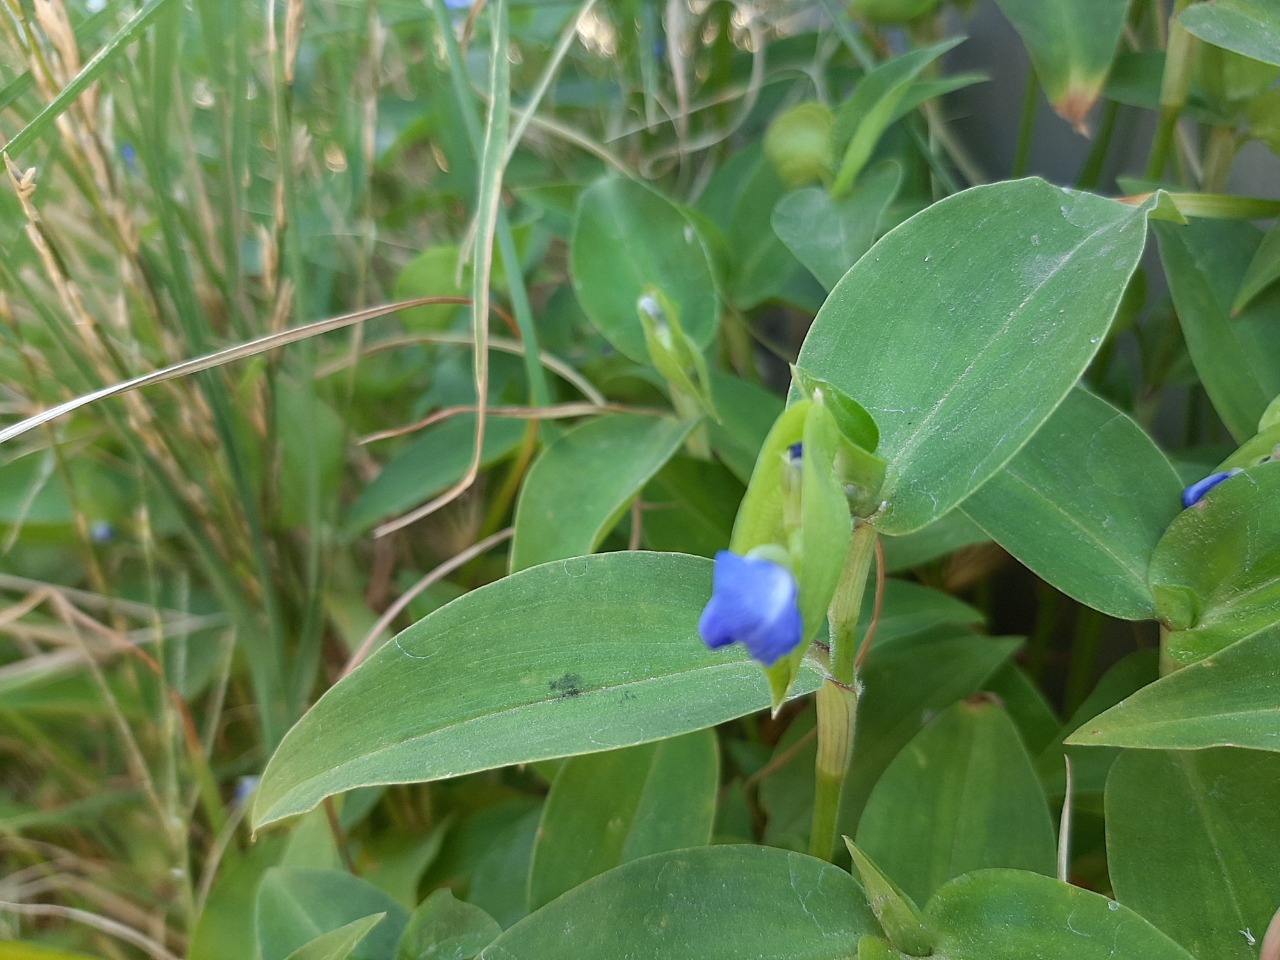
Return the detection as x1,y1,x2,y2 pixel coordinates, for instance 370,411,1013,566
1011,68,1039,178
1075,99,1119,191
831,523,878,685
809,681,857,861
1145,0,1197,182
809,522,877,861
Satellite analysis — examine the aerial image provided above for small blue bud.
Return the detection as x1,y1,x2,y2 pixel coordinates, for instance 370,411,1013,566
1181,468,1243,509
698,551,803,666
787,442,803,463
233,775,260,807
89,521,114,543
119,143,137,173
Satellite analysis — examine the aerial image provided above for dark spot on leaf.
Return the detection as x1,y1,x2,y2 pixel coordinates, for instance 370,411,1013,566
549,672,583,699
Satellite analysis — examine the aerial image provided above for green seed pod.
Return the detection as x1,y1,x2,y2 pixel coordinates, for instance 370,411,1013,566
764,102,834,188
850,0,940,25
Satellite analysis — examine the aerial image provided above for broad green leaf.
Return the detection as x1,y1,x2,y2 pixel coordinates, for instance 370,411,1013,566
527,729,717,909
842,633,1021,826
1149,463,1280,663
285,916,386,960
706,372,784,483
861,580,985,647
1065,623,1280,752
639,456,742,557
276,382,346,529
189,838,286,960
881,511,988,572
394,245,467,330
345,415,527,538
468,808,541,930
478,846,878,960
984,663,1061,757
1038,649,1158,797
254,552,822,828
723,148,801,309
1155,219,1280,442
570,178,719,363
925,870,1196,960
397,890,502,960
1180,0,1280,68
846,842,934,956
992,0,1130,131
360,825,449,908
796,178,1152,535
255,868,408,960
772,163,902,291
1235,220,1280,317
962,388,1182,620
831,39,964,196
857,700,1056,906
510,414,693,571
1107,749,1280,960
758,631,1015,851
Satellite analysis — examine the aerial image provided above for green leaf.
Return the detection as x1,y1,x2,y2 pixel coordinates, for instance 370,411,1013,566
527,729,717,909
962,388,1182,621
1038,649,1159,797
1233,220,1280,315
857,699,1056,907
1155,219,1280,442
255,868,408,960
397,890,501,960
393,245,468,331
841,632,1022,828
1065,623,1280,752
510,415,693,571
253,552,822,828
722,148,801,309
479,846,879,959
468,807,541,929
189,838,286,960
796,178,1152,536
831,39,964,196
570,178,719,363
863,580,986,646
772,163,902,291
706,372,784,484
1180,0,1280,68
846,842,935,957
1107,749,1280,960
925,870,1196,960
881,511,989,572
285,916,386,960
992,0,1130,132
345,415,528,538
639,456,742,557
1149,463,1280,663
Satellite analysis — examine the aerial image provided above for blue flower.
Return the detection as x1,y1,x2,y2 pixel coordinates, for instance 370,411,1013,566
698,551,803,666
1181,468,1243,509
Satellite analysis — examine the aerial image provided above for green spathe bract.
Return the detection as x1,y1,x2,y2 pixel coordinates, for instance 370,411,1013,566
796,177,1153,536
253,552,821,828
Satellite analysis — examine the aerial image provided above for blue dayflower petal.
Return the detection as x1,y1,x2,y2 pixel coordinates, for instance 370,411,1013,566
1181,468,1243,509
698,551,804,666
